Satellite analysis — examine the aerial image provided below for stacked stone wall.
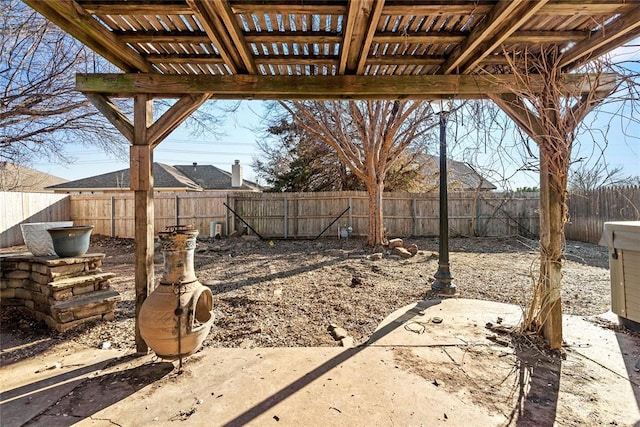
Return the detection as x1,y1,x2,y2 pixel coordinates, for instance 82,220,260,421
1,254,120,332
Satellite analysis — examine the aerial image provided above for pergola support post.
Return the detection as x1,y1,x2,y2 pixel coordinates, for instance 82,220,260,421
79,91,211,353
491,88,608,350
493,92,566,349
538,146,564,348
132,95,154,354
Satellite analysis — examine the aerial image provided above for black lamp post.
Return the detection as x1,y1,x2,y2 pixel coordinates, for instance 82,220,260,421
431,102,456,295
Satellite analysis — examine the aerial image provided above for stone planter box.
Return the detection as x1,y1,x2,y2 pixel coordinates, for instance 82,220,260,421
0,253,119,332
20,221,73,256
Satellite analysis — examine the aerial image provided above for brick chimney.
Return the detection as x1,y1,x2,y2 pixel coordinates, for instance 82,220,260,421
231,160,243,187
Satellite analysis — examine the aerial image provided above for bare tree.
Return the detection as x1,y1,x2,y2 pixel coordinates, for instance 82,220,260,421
453,100,542,191
1,0,235,175
569,161,638,191
0,0,127,166
279,100,437,247
253,117,432,193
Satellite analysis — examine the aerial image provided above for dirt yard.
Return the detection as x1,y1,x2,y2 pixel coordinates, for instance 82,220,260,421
1,234,614,362
3,235,640,426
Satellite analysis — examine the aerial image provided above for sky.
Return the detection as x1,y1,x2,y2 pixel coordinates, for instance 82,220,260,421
33,43,640,191
33,101,268,185
33,96,639,191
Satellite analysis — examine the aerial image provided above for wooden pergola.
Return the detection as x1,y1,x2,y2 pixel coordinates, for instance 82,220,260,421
24,0,640,352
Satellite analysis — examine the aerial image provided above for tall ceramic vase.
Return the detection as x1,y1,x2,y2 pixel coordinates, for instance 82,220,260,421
139,226,214,360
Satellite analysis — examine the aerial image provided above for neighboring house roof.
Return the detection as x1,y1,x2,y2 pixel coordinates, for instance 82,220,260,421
420,155,497,191
46,162,262,192
156,164,202,190
0,162,67,192
173,164,261,191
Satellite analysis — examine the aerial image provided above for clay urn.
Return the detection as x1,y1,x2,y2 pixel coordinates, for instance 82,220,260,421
139,226,214,360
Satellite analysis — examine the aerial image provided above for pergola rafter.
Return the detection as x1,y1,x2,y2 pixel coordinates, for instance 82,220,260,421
25,0,639,77
209,0,259,74
22,0,638,352
453,1,550,74
26,0,152,72
439,0,534,75
559,6,640,71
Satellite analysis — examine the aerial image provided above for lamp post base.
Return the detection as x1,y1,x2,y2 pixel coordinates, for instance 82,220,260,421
431,263,457,295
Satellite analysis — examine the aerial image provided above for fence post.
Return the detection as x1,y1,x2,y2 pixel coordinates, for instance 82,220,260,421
283,194,288,239
474,192,481,237
412,196,417,236
224,193,231,236
175,194,179,225
232,195,237,234
111,196,116,237
293,193,298,238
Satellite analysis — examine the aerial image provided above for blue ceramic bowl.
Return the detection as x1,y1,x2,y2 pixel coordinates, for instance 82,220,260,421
47,225,94,258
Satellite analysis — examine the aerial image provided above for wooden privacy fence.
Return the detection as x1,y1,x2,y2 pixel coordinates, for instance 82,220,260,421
566,186,640,243
69,191,540,240
0,192,70,247
4,187,637,247
69,192,231,239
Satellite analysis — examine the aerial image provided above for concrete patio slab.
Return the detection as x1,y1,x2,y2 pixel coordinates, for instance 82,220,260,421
1,299,638,426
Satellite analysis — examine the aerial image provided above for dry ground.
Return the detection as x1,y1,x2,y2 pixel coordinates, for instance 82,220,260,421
3,235,639,427
1,235,613,362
